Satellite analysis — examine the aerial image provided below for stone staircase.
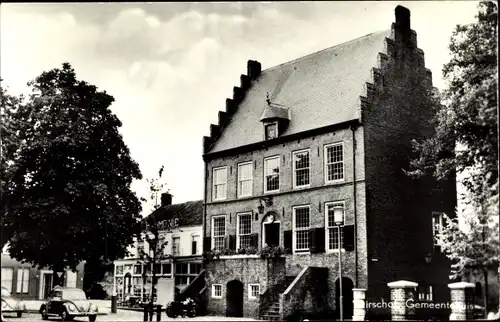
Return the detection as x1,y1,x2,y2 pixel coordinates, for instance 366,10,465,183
260,275,296,321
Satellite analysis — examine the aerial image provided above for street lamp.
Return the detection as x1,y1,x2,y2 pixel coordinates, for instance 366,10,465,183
333,206,344,322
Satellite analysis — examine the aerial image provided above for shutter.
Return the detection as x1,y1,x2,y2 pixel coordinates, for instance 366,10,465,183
344,225,355,251
250,234,259,248
228,235,236,250
203,237,211,252
192,241,197,255
284,230,293,254
315,227,325,253
309,229,317,253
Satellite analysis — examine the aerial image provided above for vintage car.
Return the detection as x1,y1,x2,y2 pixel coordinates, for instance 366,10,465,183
1,286,26,318
39,286,103,321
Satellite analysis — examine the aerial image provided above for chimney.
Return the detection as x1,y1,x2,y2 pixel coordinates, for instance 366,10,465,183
247,60,262,79
395,5,411,31
161,192,172,206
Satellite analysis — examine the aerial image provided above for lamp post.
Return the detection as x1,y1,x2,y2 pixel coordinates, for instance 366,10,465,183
333,206,344,321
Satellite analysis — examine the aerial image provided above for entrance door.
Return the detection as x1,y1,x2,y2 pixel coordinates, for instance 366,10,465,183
264,223,280,247
335,277,354,319
226,280,244,317
42,273,53,299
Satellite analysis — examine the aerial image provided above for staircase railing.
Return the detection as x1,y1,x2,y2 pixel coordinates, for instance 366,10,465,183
179,269,206,300
259,276,286,318
279,266,310,320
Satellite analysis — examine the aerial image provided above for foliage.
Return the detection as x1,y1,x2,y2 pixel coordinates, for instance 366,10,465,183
204,245,285,260
436,213,499,279
0,81,24,248
407,1,498,277
1,63,143,275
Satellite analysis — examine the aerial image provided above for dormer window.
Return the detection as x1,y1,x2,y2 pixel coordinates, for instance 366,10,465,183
265,122,278,140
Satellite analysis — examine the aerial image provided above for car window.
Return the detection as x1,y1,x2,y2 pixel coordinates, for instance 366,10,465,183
62,289,87,300
50,290,62,299
1,287,10,297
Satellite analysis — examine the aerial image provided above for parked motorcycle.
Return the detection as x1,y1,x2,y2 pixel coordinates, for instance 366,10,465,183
165,298,198,318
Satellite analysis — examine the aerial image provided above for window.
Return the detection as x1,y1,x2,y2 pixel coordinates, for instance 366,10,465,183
191,235,200,255
325,202,345,251
175,276,189,286
264,156,280,192
137,241,145,256
418,285,433,301
212,284,222,298
248,284,260,299
190,263,202,275
293,206,310,252
154,264,161,274
173,237,181,256
293,150,311,188
65,271,77,288
213,167,227,201
176,263,189,275
116,265,124,276
238,162,253,197
237,213,252,249
16,268,29,293
325,143,344,183
432,212,444,245
1,268,13,293
133,264,142,275
212,216,226,251
162,263,172,276
265,123,278,140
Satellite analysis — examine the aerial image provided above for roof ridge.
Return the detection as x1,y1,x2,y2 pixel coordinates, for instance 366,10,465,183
263,29,390,73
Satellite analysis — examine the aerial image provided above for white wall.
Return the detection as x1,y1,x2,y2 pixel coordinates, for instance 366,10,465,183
124,225,203,259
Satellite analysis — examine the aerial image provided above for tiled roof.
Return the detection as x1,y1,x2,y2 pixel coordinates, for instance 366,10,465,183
208,30,391,153
147,200,203,227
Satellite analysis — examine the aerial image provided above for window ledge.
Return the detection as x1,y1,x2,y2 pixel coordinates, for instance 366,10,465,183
219,254,260,259
326,249,346,254
325,179,345,185
293,251,311,256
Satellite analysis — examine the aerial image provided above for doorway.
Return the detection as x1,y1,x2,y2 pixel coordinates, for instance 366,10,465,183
42,273,53,299
226,280,244,317
263,222,280,247
335,277,354,319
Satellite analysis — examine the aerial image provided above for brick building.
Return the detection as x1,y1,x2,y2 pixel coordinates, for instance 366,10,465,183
201,6,455,320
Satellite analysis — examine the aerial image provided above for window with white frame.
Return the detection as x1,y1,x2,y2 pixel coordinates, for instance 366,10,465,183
16,268,29,293
162,263,172,276
238,162,253,197
213,167,227,201
264,156,280,192
325,143,344,183
293,206,310,252
293,150,311,188
325,202,345,251
212,216,226,251
1,268,13,293
173,236,181,256
432,212,444,245
212,284,222,298
248,284,260,299
237,213,252,249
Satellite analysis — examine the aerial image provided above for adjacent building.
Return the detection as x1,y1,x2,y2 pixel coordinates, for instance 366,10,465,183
1,253,84,300
201,6,456,320
112,194,204,305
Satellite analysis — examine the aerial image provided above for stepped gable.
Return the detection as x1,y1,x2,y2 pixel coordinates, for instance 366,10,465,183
203,5,434,155
203,60,262,154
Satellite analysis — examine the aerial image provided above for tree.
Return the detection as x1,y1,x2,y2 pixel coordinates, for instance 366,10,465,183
3,63,143,285
138,166,179,305
407,0,498,311
0,81,24,248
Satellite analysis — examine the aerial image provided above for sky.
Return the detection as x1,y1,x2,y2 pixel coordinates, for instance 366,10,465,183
0,1,481,216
